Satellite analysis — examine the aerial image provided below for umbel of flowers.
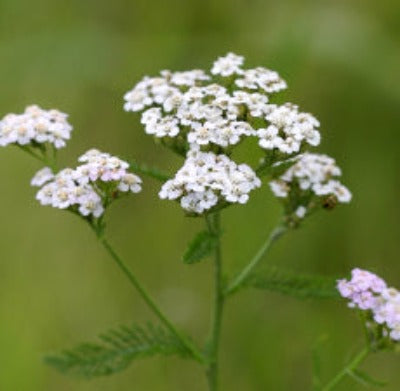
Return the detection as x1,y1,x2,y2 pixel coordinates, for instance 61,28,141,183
0,53,352,223
124,52,350,219
0,107,143,240
338,268,400,344
269,153,352,224
34,149,142,218
0,104,72,149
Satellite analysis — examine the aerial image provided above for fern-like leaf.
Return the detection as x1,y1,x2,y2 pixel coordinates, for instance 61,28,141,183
183,230,218,264
127,159,172,182
45,322,190,378
247,266,340,300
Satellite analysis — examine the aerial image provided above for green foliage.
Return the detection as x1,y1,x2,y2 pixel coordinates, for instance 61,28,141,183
347,369,387,388
127,159,172,182
312,335,328,391
247,266,340,300
44,322,190,379
183,230,218,264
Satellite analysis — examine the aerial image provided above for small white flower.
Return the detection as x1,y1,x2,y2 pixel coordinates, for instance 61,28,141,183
78,193,104,217
295,205,307,219
235,67,287,93
169,69,210,86
269,180,289,198
118,173,142,193
232,91,269,117
211,53,244,77
31,167,54,187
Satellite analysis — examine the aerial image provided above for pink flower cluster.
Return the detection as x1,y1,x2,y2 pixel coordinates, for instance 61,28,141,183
337,268,387,310
338,268,400,341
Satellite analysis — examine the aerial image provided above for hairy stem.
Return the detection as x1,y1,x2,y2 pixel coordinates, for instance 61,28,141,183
206,212,224,391
127,159,172,182
321,347,369,391
99,236,206,364
225,224,287,295
16,144,46,163
16,144,59,172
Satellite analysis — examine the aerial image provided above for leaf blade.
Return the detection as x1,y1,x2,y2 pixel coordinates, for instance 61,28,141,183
127,159,172,182
247,266,340,300
183,230,218,264
44,322,190,379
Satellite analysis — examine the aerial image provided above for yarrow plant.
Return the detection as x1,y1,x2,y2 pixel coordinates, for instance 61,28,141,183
0,53,396,390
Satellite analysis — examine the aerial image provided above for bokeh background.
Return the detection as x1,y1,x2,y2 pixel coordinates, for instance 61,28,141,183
0,0,399,390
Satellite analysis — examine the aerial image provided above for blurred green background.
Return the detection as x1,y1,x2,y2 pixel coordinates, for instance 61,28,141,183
0,0,399,389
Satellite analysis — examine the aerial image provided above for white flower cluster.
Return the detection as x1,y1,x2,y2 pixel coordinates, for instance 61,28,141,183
338,268,400,341
159,151,261,214
257,103,320,154
33,149,142,217
124,53,319,154
124,54,351,215
211,53,287,93
269,153,352,204
0,105,73,149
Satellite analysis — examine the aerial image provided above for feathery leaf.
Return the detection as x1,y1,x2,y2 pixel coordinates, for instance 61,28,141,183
127,159,172,182
183,230,218,264
247,266,340,299
45,322,190,379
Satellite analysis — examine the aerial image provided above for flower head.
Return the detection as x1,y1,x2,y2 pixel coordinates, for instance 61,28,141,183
34,149,142,218
31,167,55,187
235,67,287,93
269,153,351,223
0,105,73,149
211,52,244,77
123,53,293,153
338,268,400,342
159,150,261,214
124,54,348,216
257,103,320,154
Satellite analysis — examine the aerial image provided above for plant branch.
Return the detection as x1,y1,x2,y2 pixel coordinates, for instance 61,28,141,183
321,347,369,391
205,212,224,391
98,235,206,364
15,144,59,172
225,223,287,296
127,159,172,182
16,144,46,163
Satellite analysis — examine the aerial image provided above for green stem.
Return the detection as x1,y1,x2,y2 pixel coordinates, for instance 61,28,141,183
46,144,59,172
16,144,59,172
99,236,206,364
225,224,287,296
127,159,172,182
206,212,224,391
321,347,369,391
16,144,46,163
